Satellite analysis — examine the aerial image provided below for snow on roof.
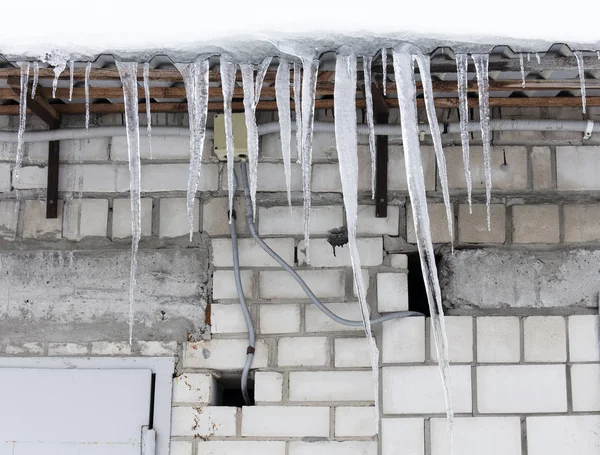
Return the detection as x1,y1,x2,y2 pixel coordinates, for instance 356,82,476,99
2,1,600,59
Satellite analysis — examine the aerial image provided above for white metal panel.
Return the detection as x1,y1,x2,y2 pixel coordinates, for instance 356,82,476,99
0,368,151,443
13,442,139,455
0,443,13,455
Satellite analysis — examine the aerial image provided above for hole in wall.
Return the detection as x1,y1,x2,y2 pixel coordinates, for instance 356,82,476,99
216,375,254,407
406,252,444,318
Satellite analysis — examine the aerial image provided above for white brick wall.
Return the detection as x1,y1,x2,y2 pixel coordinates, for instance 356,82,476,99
260,270,345,299
477,317,521,363
289,371,375,401
241,406,329,437
277,337,329,367
527,416,600,455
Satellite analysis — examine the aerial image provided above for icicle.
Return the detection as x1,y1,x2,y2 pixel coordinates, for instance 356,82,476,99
84,62,91,132
381,48,387,96
116,61,142,346
527,53,531,62
220,56,237,223
68,61,74,101
14,62,30,183
597,51,600,60
536,53,541,64
52,60,66,98
300,56,319,265
362,55,376,199
293,62,303,164
414,54,453,248
455,54,472,213
574,51,587,114
519,53,526,88
472,54,493,230
31,62,39,99
334,50,380,432
393,46,454,450
275,59,293,211
143,62,152,158
176,59,210,241
240,57,272,221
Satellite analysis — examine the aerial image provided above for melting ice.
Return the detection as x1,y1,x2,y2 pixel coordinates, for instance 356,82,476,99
219,56,237,222
455,54,473,212
362,55,376,199
275,59,293,211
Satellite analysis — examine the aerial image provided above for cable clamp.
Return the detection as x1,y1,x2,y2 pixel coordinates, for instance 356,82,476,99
584,119,594,141
246,346,255,354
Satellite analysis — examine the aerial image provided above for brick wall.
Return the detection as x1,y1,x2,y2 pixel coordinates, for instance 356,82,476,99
0,109,599,454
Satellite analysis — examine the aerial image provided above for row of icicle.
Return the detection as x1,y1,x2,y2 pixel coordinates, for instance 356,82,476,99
10,48,592,451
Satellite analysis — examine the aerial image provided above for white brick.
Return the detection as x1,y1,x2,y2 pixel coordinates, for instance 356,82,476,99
254,371,283,402
0,163,11,192
202,197,247,236
58,164,129,192
0,201,19,240
377,272,408,312
430,417,522,455
210,304,248,334
278,337,328,367
22,200,63,240
477,365,567,413
259,304,301,334
557,145,600,190
477,317,520,363
260,270,345,299
13,165,46,189
531,146,553,190
334,406,376,436
171,406,236,437
305,302,364,333
430,316,473,363
196,441,285,455
212,238,294,268
212,270,253,300
289,442,376,455
57,138,109,162
241,406,329,437
159,198,199,238
407,203,454,244
357,205,400,235
563,204,600,243
568,315,599,361
63,199,108,240
387,146,436,191
513,204,560,244
289,371,374,402
352,269,370,298
298,237,383,267
527,416,600,455
335,337,373,367
523,316,566,362
458,204,506,244
111,198,152,239
169,441,192,455
389,253,408,269
382,317,426,363
223,163,302,192
5,343,44,355
111,135,210,161
382,418,424,455
259,205,343,236
173,373,217,404
446,146,528,190
47,343,88,355
141,163,218,192
137,341,177,356
183,339,268,369
383,365,472,414
90,341,131,355
571,364,600,411
261,130,335,160
311,164,342,192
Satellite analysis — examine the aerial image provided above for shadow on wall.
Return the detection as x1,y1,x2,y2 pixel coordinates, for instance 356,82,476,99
407,252,444,318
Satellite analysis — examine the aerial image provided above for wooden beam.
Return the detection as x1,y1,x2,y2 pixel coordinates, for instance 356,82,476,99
7,77,61,128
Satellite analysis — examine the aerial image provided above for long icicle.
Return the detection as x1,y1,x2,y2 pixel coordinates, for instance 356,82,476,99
14,62,30,183
69,61,74,101
574,51,587,114
300,56,319,265
52,60,66,98
334,50,380,432
393,46,454,449
31,62,39,99
84,62,91,132
116,61,142,346
275,59,293,211
472,54,492,230
414,54,453,248
381,48,387,96
362,55,377,200
293,62,303,164
176,59,210,241
519,53,526,88
143,62,153,159
220,56,237,223
456,54,473,213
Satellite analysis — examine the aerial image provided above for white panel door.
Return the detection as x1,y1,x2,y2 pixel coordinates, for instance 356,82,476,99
0,368,152,454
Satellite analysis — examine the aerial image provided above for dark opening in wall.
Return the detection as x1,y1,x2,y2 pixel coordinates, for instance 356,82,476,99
216,375,254,407
407,252,444,317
